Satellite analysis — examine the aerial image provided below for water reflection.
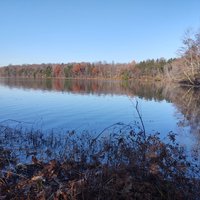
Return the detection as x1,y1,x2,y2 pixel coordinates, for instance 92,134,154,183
0,78,169,101
0,78,200,144
169,87,200,137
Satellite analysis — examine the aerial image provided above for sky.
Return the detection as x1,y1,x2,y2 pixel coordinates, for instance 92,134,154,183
0,0,200,66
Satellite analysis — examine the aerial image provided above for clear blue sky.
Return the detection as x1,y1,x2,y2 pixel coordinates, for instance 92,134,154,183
0,0,200,66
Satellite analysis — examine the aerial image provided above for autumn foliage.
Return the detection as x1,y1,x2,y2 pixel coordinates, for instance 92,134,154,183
0,59,172,81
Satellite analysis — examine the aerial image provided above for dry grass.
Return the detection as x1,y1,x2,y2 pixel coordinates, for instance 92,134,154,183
0,124,200,199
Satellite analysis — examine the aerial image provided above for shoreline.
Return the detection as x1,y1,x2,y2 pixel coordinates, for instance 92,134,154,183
0,125,200,199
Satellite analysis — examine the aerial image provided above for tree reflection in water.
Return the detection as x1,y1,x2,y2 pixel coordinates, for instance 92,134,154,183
0,77,199,152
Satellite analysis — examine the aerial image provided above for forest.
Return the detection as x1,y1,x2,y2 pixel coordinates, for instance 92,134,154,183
0,59,171,80
0,30,200,85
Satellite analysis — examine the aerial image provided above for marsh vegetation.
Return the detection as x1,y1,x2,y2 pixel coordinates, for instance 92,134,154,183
0,123,200,199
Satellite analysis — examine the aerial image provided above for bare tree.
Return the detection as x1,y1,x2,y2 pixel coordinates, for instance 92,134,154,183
178,29,200,85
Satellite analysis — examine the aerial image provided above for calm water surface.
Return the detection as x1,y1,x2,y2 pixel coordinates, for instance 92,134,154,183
0,78,199,150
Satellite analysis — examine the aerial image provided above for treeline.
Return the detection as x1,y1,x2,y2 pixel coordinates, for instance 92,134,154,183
0,59,173,80
0,29,199,84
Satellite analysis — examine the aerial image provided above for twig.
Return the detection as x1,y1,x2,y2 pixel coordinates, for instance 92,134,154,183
0,119,33,125
135,100,146,137
91,122,124,145
129,97,146,137
1,170,28,179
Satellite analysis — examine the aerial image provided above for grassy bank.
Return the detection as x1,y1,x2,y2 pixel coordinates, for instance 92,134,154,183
0,124,200,199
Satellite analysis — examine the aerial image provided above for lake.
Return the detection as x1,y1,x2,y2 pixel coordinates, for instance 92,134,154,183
0,78,199,151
